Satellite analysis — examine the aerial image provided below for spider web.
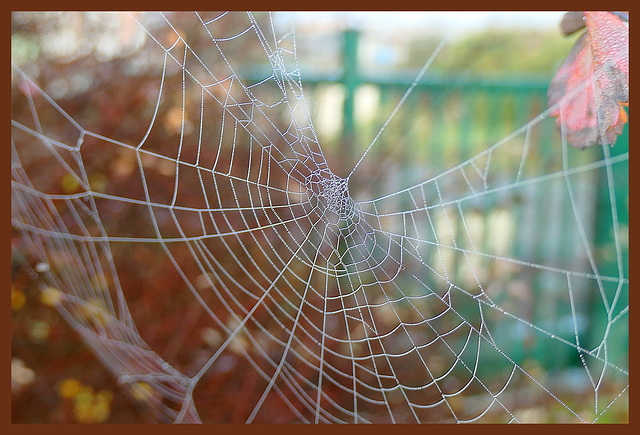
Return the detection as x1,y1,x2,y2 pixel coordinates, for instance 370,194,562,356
11,11,628,423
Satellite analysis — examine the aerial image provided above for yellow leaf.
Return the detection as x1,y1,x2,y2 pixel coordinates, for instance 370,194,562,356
40,286,63,307
130,381,154,402
11,286,26,311
57,378,82,399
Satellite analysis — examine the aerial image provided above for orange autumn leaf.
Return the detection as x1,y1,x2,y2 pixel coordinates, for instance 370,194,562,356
548,11,628,149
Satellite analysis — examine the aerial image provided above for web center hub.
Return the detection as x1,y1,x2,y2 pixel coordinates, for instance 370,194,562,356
304,170,360,224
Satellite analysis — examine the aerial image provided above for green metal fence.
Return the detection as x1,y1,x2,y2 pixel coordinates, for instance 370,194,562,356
297,30,629,371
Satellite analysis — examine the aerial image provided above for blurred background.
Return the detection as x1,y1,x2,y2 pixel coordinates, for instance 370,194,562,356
11,11,628,423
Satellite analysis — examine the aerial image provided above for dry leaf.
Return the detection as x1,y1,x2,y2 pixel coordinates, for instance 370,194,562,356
548,11,628,149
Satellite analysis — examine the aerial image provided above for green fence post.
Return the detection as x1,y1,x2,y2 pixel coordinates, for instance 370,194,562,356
341,29,360,170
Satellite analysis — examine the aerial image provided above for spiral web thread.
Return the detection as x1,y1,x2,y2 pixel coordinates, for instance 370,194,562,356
11,12,628,423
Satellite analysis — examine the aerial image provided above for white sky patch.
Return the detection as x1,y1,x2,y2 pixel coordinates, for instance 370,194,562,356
282,11,565,38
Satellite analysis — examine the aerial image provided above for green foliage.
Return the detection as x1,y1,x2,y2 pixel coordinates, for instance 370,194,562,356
11,33,41,66
403,29,579,76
